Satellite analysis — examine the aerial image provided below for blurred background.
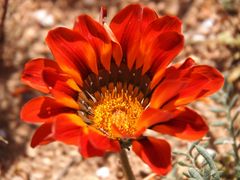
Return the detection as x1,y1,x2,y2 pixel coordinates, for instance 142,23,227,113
0,0,239,179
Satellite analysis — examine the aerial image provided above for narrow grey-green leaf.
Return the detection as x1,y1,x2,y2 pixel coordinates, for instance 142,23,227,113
211,121,227,127
188,168,203,180
214,137,233,145
229,94,239,110
188,141,200,157
173,150,190,158
211,170,221,180
195,145,217,171
177,161,193,167
183,172,190,178
210,108,225,113
226,83,233,94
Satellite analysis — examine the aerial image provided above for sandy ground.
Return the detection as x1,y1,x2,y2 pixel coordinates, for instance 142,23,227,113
0,0,239,179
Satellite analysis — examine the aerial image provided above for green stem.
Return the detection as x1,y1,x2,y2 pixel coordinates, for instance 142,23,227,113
119,149,135,180
225,107,240,170
228,108,240,165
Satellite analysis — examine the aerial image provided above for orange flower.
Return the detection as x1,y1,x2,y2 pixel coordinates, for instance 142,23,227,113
21,4,224,175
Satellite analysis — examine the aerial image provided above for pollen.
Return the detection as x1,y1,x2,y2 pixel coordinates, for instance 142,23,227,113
92,90,143,139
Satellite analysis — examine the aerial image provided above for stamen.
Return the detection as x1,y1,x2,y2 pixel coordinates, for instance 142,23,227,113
92,90,143,139
79,63,153,138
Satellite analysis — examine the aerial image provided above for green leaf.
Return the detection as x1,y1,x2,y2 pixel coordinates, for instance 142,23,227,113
236,165,240,178
214,137,233,145
210,108,225,113
188,141,200,157
227,150,235,156
229,94,239,110
202,141,210,148
183,172,190,178
173,150,190,158
177,161,193,167
235,165,240,171
195,146,221,179
211,170,222,180
188,168,204,180
210,170,218,176
211,121,227,127
195,145,217,171
226,83,233,94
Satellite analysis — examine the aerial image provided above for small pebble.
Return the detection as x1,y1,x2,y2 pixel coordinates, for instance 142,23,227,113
33,9,54,27
96,166,110,178
192,34,206,42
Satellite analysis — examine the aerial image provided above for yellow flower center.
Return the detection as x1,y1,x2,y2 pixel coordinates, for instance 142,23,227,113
92,91,143,139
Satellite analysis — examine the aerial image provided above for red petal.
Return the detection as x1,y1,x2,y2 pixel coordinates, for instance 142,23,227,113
141,7,159,30
46,27,98,85
53,113,86,145
21,58,61,93
132,137,172,175
150,58,195,87
170,65,224,107
78,127,120,158
110,4,157,69
176,57,196,69
150,58,224,109
104,24,123,66
88,127,120,152
136,108,174,131
152,57,195,87
136,16,182,68
74,15,112,71
21,97,72,123
145,15,181,35
31,122,54,147
150,80,187,109
141,31,184,75
42,68,80,109
152,107,209,140
79,128,105,157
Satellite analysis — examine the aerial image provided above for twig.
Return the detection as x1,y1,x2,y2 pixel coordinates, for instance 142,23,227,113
0,0,8,42
143,173,156,180
227,107,240,166
0,136,8,144
54,157,80,180
0,0,8,65
207,131,220,153
119,149,135,180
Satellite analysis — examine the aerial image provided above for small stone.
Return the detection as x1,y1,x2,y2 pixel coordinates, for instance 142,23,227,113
31,171,45,179
33,9,54,27
11,176,24,180
199,18,215,34
42,157,51,165
27,146,37,158
23,27,37,43
192,34,206,42
96,166,110,178
82,0,96,6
